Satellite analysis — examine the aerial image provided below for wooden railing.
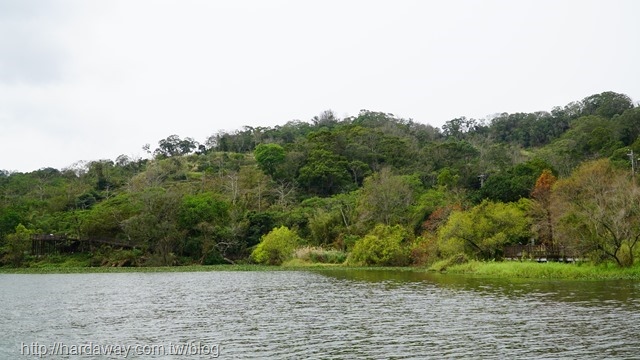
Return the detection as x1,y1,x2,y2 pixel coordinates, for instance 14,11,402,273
503,244,579,262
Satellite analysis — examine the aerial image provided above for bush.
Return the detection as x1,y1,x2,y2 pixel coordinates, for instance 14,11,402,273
429,253,470,272
1,224,33,267
293,246,347,264
347,224,411,266
410,233,439,266
251,226,300,265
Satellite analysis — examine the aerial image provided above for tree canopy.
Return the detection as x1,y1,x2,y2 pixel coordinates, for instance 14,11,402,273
2,91,639,268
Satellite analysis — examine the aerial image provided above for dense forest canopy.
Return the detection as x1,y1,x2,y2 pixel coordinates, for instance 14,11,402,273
2,91,640,267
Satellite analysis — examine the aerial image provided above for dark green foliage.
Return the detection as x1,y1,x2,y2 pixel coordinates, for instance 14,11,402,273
580,91,633,118
298,149,351,196
0,207,22,241
615,108,640,146
476,159,554,203
254,143,286,178
245,211,276,248
154,135,199,158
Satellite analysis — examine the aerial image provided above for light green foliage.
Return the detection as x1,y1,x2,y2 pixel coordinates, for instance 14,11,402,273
553,159,640,267
178,193,229,230
81,193,137,238
308,208,343,246
251,226,300,265
357,168,419,228
409,233,439,266
292,246,347,264
178,193,232,264
436,168,459,189
348,224,411,266
1,224,33,267
304,192,357,247
438,199,531,260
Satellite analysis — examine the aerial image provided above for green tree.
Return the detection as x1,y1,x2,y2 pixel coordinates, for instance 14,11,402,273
356,168,419,227
250,226,300,265
580,91,634,119
120,187,183,265
347,224,411,266
1,224,33,267
254,143,286,178
178,193,232,263
553,159,640,267
616,107,640,145
154,135,198,158
298,149,351,196
438,199,531,259
477,159,553,203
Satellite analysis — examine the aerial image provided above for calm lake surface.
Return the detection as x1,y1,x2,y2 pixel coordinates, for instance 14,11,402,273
2,270,640,359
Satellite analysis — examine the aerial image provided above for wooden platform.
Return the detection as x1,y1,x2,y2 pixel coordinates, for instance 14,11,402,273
503,244,578,262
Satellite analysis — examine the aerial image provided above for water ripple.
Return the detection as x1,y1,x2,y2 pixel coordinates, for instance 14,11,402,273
1,271,640,359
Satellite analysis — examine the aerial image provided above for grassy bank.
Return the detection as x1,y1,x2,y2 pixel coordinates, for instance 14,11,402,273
3,257,640,280
0,262,425,274
443,260,640,280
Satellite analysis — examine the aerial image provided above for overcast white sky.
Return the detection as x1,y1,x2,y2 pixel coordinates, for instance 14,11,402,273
1,0,639,172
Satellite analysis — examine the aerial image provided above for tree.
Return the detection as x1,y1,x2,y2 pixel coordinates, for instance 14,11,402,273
178,193,232,263
616,107,640,145
438,199,531,259
581,91,634,119
347,224,411,266
1,224,33,267
530,169,557,246
477,159,553,203
253,143,285,178
298,149,351,196
442,117,479,140
250,226,299,265
120,187,183,265
154,135,198,158
356,168,419,227
553,159,640,267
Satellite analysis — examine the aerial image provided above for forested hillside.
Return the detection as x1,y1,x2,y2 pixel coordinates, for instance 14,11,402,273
2,91,640,268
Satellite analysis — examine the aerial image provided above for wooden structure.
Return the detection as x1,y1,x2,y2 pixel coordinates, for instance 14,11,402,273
503,244,578,262
31,234,135,256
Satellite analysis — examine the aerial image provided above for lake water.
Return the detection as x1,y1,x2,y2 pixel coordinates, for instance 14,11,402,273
1,269,640,359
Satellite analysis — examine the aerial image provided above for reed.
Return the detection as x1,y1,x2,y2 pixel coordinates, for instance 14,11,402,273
444,260,640,280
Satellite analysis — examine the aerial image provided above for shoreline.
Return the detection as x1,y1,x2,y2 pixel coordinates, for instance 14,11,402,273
2,261,640,280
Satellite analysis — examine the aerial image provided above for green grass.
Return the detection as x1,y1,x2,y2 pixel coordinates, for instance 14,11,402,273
0,262,429,274
444,260,640,280
4,256,640,280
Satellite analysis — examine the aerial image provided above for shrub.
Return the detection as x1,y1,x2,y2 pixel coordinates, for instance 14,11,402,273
410,233,439,266
347,224,411,266
251,226,300,265
1,224,33,267
293,246,347,264
429,253,469,272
